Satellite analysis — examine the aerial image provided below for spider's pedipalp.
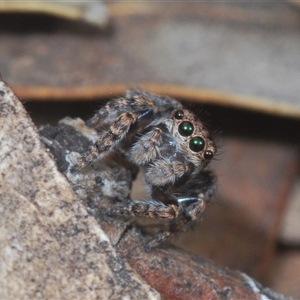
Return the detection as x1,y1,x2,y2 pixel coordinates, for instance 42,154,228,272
128,127,163,165
145,159,190,186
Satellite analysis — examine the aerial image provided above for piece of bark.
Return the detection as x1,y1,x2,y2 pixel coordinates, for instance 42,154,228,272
0,80,160,299
118,228,293,300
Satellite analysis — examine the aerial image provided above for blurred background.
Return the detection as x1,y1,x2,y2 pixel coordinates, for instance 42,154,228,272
1,1,300,298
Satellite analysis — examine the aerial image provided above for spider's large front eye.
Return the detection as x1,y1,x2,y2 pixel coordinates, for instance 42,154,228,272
175,110,184,119
189,136,205,152
178,121,194,136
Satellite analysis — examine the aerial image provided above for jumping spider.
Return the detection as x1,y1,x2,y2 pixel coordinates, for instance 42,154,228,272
77,89,217,249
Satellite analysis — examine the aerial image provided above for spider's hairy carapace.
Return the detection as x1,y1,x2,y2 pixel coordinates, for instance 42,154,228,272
78,89,217,249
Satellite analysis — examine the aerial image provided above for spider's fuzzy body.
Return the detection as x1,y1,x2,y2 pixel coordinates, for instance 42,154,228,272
78,89,217,248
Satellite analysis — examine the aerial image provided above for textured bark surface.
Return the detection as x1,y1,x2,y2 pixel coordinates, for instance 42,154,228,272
118,229,293,300
0,80,160,299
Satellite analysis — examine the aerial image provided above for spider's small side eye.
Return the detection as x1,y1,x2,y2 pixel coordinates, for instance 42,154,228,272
204,150,214,160
175,110,184,119
189,136,205,152
178,121,194,136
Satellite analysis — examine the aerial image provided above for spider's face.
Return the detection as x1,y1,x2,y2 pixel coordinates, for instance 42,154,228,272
167,108,216,167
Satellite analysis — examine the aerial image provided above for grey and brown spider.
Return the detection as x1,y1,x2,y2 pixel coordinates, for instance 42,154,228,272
77,89,217,248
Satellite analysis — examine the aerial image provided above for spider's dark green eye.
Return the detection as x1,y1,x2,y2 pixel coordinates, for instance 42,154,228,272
204,150,214,160
175,110,184,119
178,121,194,136
189,136,205,152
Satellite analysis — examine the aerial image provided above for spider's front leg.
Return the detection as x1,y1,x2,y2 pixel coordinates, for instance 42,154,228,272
87,91,157,130
76,111,138,169
120,190,211,251
176,169,216,221
107,199,180,220
171,170,216,235
142,193,209,247
107,156,194,220
145,186,214,251
146,170,216,249
75,91,161,169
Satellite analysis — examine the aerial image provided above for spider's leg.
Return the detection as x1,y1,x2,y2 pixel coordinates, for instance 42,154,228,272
126,89,182,111
106,159,192,220
147,172,216,249
170,172,216,229
178,194,208,221
77,112,138,168
145,195,207,249
88,94,156,130
107,173,212,223
107,199,180,220
87,97,129,129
